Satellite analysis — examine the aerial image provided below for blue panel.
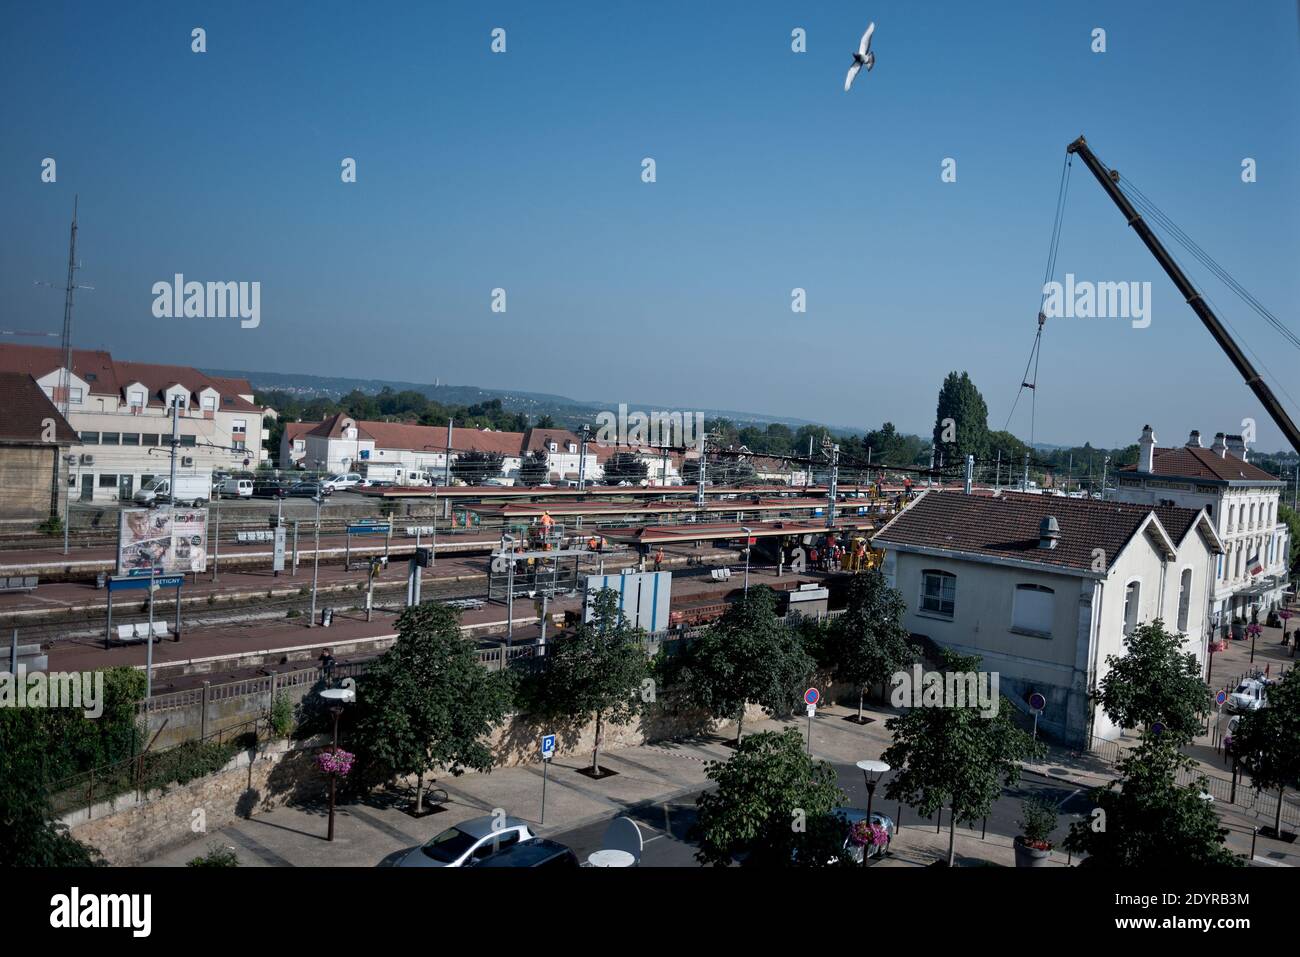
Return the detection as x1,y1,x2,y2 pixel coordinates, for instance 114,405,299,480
650,572,660,631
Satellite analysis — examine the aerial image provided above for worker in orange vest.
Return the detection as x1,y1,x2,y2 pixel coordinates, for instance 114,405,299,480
654,547,664,572
587,535,599,552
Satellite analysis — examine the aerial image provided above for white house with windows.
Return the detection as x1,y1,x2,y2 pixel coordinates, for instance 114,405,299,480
0,345,270,504
874,490,1223,747
1111,426,1289,632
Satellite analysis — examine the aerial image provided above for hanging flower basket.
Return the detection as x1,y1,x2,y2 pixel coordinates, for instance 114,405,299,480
847,819,889,849
317,747,354,777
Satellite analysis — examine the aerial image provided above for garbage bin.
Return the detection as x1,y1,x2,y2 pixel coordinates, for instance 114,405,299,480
321,607,333,627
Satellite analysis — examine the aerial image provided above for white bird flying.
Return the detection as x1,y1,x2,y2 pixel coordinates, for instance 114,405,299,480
844,21,876,92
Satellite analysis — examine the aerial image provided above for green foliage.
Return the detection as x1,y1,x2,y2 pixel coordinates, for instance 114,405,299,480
826,571,915,703
348,602,514,799
38,514,64,536
521,589,649,772
863,422,927,467
933,371,991,468
1063,737,1240,867
1096,620,1208,744
269,691,295,738
187,844,240,867
693,729,845,867
602,452,649,484
881,650,1044,866
518,450,550,487
1018,797,1058,848
450,450,505,484
1231,667,1300,834
667,587,815,741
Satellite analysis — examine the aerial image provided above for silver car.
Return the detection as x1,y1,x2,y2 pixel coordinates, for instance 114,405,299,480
396,815,536,868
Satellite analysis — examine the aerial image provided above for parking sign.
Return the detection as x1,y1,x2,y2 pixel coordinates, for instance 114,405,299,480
541,734,556,760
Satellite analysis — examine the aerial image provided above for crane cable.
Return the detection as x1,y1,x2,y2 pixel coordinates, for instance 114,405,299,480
1004,153,1073,444
1114,175,1300,414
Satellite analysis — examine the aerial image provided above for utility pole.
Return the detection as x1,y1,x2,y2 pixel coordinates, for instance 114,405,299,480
62,453,75,555
927,447,935,488
1102,455,1110,501
444,418,453,487
1022,452,1029,491
308,494,322,626
578,424,590,492
212,493,221,582
826,444,839,528
696,433,708,509
995,449,1001,490
964,455,974,495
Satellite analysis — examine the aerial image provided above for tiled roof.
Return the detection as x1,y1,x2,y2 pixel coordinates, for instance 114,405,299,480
0,345,119,395
873,491,1205,573
1121,446,1280,484
523,428,582,453
0,372,78,444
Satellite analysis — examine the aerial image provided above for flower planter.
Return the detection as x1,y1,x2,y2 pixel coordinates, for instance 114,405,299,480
1013,836,1052,868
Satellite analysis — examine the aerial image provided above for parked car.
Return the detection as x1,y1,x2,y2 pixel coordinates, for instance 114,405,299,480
251,480,291,499
396,815,536,868
1226,677,1270,714
464,838,578,869
288,482,331,498
323,472,362,491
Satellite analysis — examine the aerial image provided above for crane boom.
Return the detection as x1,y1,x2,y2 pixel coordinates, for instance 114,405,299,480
1066,135,1300,456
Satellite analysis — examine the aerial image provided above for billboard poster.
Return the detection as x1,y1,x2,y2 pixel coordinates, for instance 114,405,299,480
117,508,209,575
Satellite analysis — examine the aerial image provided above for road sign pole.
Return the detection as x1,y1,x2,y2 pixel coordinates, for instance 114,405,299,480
292,520,299,576
541,757,549,825
146,563,156,698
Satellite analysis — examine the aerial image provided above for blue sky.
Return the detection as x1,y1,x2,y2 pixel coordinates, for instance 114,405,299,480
2,1,1298,450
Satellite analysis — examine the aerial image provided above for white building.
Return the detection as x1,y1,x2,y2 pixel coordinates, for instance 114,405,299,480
1110,426,1289,632
874,490,1223,747
0,345,270,504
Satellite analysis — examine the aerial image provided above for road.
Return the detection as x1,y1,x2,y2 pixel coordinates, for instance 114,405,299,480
544,758,1093,866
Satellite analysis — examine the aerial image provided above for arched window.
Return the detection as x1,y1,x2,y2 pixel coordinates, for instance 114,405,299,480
920,570,956,618
1177,568,1193,632
1123,580,1141,636
1012,584,1054,638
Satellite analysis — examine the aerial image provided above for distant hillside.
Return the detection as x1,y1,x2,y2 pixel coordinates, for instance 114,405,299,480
205,367,869,436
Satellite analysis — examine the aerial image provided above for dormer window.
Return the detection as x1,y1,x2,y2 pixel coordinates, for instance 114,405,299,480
549,442,558,453
129,390,146,410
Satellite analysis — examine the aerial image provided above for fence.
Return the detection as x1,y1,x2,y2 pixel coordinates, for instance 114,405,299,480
50,715,264,817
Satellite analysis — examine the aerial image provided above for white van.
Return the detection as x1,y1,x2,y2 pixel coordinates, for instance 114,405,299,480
134,474,210,507
221,478,254,498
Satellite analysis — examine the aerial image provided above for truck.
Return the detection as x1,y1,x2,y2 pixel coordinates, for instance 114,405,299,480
133,474,211,507
362,464,434,487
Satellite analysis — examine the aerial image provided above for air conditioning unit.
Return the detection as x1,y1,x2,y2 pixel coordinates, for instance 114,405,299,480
80,454,94,466
182,456,194,467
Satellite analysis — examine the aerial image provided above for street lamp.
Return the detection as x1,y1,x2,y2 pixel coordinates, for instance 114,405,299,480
742,526,753,594
856,759,890,820
319,685,355,843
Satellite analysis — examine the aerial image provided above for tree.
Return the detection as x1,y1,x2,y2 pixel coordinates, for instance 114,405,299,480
350,603,514,812
881,650,1044,866
1096,620,1208,745
670,587,814,743
1231,667,1300,838
693,729,844,867
450,450,504,485
534,414,556,429
1063,736,1239,867
826,571,915,722
518,450,550,486
520,589,649,775
602,452,649,485
932,371,990,470
1279,505,1300,574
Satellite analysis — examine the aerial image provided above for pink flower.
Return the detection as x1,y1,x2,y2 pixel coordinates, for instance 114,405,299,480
317,748,355,777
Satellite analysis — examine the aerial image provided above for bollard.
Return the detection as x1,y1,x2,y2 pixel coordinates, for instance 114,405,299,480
936,808,942,834
1250,827,1258,862
898,802,903,832
981,816,987,840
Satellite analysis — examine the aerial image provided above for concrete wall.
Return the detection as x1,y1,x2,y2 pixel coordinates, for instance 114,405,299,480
0,444,60,524
64,736,327,866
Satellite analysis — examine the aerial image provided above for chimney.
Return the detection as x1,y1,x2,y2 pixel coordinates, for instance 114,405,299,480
1138,425,1156,473
1038,515,1061,550
1186,430,1202,449
1211,432,1228,458
1225,434,1248,462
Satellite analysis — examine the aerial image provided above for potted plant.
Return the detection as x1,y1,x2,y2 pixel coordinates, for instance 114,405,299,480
1014,797,1057,867
846,817,890,863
